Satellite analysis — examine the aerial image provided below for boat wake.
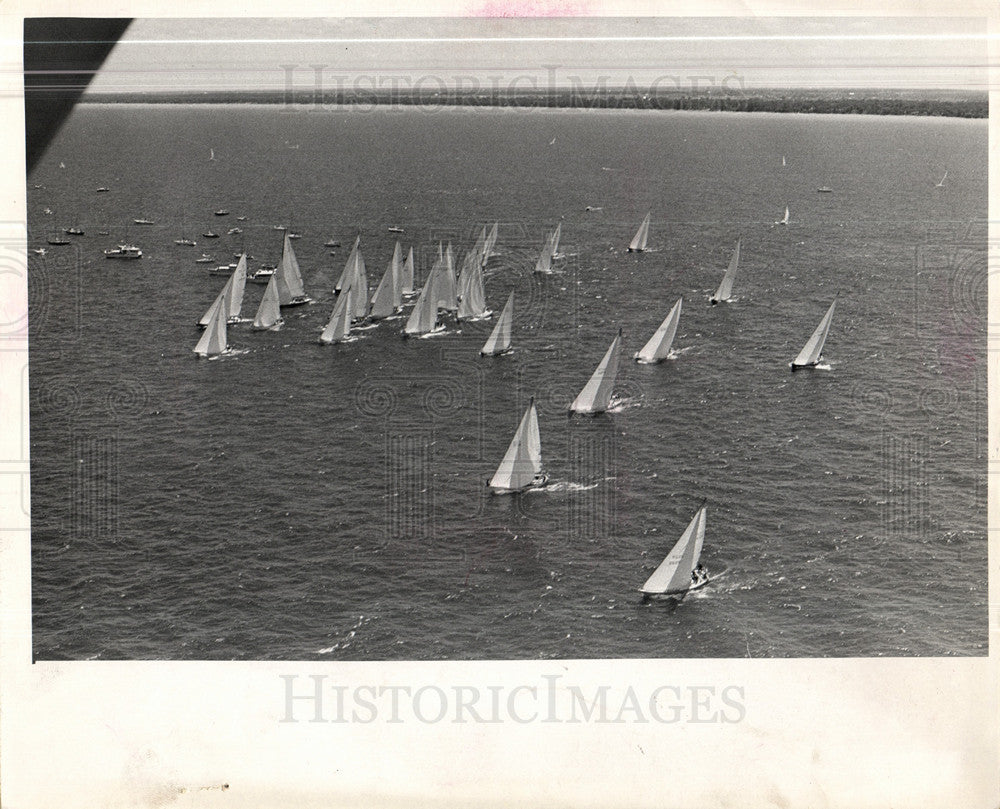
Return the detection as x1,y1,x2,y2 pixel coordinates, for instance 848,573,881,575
317,614,373,654
608,395,643,412
526,478,612,494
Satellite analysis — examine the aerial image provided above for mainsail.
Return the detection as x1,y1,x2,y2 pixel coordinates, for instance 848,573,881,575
335,236,362,292
389,242,404,307
252,275,283,330
710,240,741,304
274,233,308,305
198,277,232,328
481,291,514,355
570,329,623,414
457,257,489,320
792,299,836,368
369,260,400,319
432,250,457,311
548,222,562,257
194,298,228,356
635,299,682,364
488,399,544,493
226,253,248,321
640,506,707,595
628,214,650,252
404,276,440,335
401,247,415,295
483,222,498,264
320,285,354,343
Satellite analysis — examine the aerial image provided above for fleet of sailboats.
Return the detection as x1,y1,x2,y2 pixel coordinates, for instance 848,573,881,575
177,210,847,603
790,299,836,371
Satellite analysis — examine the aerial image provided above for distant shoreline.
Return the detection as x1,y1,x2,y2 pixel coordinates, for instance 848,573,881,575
77,88,987,119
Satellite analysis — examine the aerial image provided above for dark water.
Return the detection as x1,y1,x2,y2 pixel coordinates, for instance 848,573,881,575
28,104,986,659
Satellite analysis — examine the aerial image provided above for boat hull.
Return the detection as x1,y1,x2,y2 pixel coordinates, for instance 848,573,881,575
789,360,821,372
488,474,548,495
279,296,312,308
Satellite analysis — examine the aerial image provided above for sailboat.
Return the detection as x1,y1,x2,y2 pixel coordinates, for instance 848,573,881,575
534,236,554,274
634,299,682,364
775,206,790,226
194,298,228,357
936,170,948,188
319,285,354,343
483,222,498,265
401,246,416,295
334,236,362,292
628,213,651,252
457,254,491,321
389,241,404,305
403,276,444,337
548,222,563,258
432,248,458,311
274,233,311,306
198,281,228,328
226,254,248,322
570,329,623,414
481,291,514,356
639,505,709,601
369,258,403,320
252,275,284,331
790,299,836,371
487,398,547,494
709,240,741,305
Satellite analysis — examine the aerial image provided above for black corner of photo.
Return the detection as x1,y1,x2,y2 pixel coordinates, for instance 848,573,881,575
23,17,133,173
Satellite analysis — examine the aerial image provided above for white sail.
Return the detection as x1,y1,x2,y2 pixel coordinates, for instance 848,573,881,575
534,240,553,274
483,222,498,263
252,275,283,330
404,277,439,335
481,291,514,355
401,247,415,294
457,259,489,320
199,277,232,328
194,298,228,356
369,261,399,319
792,299,836,368
488,399,543,493
351,247,368,319
433,250,457,311
711,240,741,303
274,233,307,305
548,222,562,256
635,299,682,363
390,241,404,307
335,236,362,292
570,330,623,414
640,507,707,595
628,214,650,252
226,253,248,320
320,285,353,343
